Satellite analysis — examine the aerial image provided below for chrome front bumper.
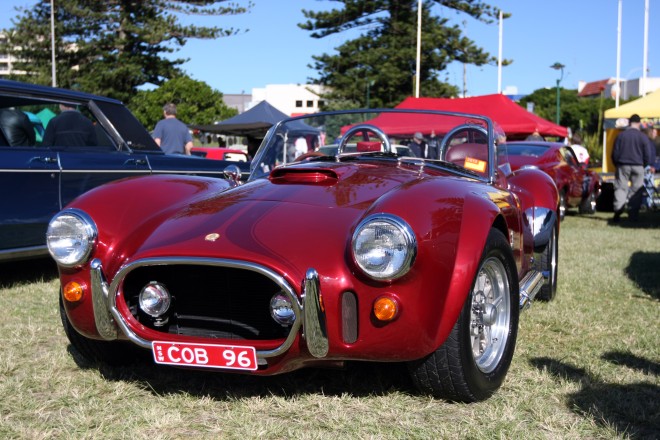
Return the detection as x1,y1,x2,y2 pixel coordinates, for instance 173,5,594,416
89,258,328,363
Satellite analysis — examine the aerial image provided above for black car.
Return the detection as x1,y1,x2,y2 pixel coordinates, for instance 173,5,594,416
0,79,248,262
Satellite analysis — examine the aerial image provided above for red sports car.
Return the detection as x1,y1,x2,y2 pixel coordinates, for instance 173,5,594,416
190,147,249,162
506,141,601,220
47,109,559,402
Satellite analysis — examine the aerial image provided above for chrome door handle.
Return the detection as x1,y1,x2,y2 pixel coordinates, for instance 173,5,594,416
124,158,148,166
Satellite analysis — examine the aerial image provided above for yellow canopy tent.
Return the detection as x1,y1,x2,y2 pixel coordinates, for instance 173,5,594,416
601,89,660,172
604,88,660,119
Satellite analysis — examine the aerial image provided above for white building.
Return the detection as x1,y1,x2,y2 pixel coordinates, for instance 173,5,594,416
0,33,16,77
578,77,660,100
249,84,327,116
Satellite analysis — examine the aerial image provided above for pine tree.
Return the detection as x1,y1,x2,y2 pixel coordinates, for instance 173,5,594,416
300,0,509,108
1,1,251,103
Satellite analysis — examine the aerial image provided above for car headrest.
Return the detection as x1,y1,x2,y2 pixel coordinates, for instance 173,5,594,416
356,141,381,152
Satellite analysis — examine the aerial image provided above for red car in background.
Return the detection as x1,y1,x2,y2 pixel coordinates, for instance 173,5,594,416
506,141,601,220
191,147,249,162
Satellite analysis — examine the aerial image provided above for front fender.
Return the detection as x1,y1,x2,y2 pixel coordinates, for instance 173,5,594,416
432,192,503,346
63,174,234,276
368,181,506,355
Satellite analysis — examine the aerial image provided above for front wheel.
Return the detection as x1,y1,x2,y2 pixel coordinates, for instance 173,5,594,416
408,229,519,402
59,294,138,366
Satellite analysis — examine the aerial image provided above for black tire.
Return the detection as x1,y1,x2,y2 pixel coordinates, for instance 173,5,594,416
533,222,558,301
579,191,596,215
408,229,519,402
558,189,567,221
59,293,137,367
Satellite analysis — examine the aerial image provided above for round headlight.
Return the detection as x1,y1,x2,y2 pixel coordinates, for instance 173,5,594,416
139,282,171,317
270,293,296,326
352,214,416,281
46,209,97,267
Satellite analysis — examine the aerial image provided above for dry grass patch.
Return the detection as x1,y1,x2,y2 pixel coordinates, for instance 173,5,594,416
0,211,658,439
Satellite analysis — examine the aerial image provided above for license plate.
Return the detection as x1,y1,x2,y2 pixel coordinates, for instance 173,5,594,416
152,341,258,371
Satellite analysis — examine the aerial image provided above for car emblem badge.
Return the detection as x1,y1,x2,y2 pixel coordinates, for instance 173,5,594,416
205,233,220,242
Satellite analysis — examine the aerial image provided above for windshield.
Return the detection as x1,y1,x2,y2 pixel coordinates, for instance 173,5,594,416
249,109,506,182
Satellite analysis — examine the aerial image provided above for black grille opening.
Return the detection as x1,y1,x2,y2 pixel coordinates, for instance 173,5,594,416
122,264,292,340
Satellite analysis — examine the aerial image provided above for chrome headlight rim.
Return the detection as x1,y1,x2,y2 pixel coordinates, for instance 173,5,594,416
46,208,97,268
351,213,417,281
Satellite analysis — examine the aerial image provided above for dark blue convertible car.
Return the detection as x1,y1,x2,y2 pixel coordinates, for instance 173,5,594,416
0,79,248,262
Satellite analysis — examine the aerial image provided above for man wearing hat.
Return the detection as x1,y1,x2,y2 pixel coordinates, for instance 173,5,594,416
611,114,656,221
409,132,428,158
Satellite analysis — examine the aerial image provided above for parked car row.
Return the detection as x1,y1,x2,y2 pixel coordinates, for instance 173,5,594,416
0,79,250,262
3,79,606,402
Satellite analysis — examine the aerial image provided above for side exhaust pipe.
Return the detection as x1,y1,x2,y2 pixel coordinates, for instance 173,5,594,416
519,270,544,310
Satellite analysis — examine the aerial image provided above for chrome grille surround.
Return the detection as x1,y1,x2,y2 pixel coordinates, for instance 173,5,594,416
91,257,305,360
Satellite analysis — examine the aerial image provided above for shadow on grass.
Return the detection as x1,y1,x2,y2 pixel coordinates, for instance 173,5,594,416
0,256,58,288
530,355,659,440
606,209,660,229
625,252,660,299
601,350,660,376
65,343,417,399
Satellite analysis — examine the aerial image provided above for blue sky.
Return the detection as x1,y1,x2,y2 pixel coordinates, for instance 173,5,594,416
2,1,659,97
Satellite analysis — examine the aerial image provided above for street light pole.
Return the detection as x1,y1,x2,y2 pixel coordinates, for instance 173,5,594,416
550,62,565,124
366,79,375,108
50,0,56,87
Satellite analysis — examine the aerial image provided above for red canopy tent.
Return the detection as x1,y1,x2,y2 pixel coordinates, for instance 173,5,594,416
394,95,568,139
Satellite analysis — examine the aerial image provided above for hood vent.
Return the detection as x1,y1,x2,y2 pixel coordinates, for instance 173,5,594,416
270,168,338,186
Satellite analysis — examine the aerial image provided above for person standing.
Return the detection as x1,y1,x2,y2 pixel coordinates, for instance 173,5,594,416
42,103,97,147
525,127,544,141
153,103,193,155
570,132,590,165
427,130,439,159
611,114,656,222
643,124,659,168
409,132,428,158
0,108,35,146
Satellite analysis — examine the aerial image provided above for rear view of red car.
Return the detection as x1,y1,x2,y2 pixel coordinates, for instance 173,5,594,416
506,141,601,220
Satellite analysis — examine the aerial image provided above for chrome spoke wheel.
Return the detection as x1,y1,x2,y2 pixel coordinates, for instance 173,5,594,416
559,190,567,221
470,257,511,374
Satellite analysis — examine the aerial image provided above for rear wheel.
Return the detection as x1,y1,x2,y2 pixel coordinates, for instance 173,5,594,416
534,222,558,301
558,189,567,221
579,192,596,215
59,294,137,366
408,229,519,402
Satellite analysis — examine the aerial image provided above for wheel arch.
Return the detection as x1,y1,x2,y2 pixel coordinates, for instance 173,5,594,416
428,192,511,349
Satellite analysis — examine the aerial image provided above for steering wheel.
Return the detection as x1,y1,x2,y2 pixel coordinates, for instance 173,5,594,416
338,124,392,155
294,151,326,162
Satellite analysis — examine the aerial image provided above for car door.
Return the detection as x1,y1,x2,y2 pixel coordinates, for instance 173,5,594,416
50,101,151,207
0,145,59,253
57,145,151,207
146,152,230,179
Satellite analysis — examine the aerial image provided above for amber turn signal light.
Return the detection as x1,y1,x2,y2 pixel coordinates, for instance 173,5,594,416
63,281,84,302
373,296,398,321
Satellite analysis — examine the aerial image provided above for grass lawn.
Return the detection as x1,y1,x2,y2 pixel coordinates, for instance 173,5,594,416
0,211,658,439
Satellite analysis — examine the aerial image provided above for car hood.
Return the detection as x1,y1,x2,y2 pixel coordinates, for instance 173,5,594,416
130,162,428,276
